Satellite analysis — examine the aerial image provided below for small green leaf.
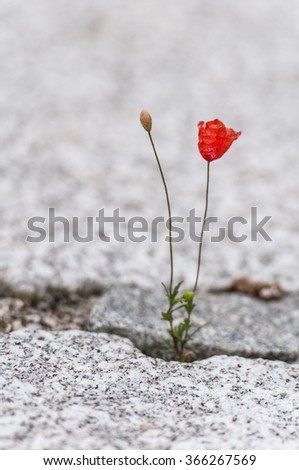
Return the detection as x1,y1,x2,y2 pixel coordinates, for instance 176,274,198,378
172,281,184,300
161,282,170,298
161,312,170,321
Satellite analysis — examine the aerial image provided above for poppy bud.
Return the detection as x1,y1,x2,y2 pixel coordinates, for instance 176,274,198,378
182,291,195,301
140,110,152,132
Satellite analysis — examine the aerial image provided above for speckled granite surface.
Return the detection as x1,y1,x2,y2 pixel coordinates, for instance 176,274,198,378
1,329,299,450
0,0,298,292
1,0,299,452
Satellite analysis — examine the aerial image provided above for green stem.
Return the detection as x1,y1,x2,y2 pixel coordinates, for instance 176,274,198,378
193,161,211,293
148,131,174,294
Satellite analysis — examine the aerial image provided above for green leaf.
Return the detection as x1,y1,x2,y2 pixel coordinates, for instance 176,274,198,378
161,312,170,321
161,282,170,299
172,281,184,300
173,322,187,339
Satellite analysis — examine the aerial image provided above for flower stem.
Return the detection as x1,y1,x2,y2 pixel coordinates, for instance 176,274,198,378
193,161,211,293
147,131,174,293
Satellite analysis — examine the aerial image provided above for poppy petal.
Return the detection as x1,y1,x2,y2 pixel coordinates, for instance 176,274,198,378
198,119,241,162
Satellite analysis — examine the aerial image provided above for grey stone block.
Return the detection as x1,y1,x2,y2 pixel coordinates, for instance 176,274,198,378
89,285,299,362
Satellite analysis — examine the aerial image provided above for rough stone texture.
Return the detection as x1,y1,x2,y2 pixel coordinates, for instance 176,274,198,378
1,0,299,453
89,285,299,362
0,0,298,293
1,329,299,450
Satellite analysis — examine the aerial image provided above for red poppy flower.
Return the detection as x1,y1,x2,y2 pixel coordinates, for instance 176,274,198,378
198,119,241,162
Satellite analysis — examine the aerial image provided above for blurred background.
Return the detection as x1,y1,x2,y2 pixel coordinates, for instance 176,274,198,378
0,0,298,293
